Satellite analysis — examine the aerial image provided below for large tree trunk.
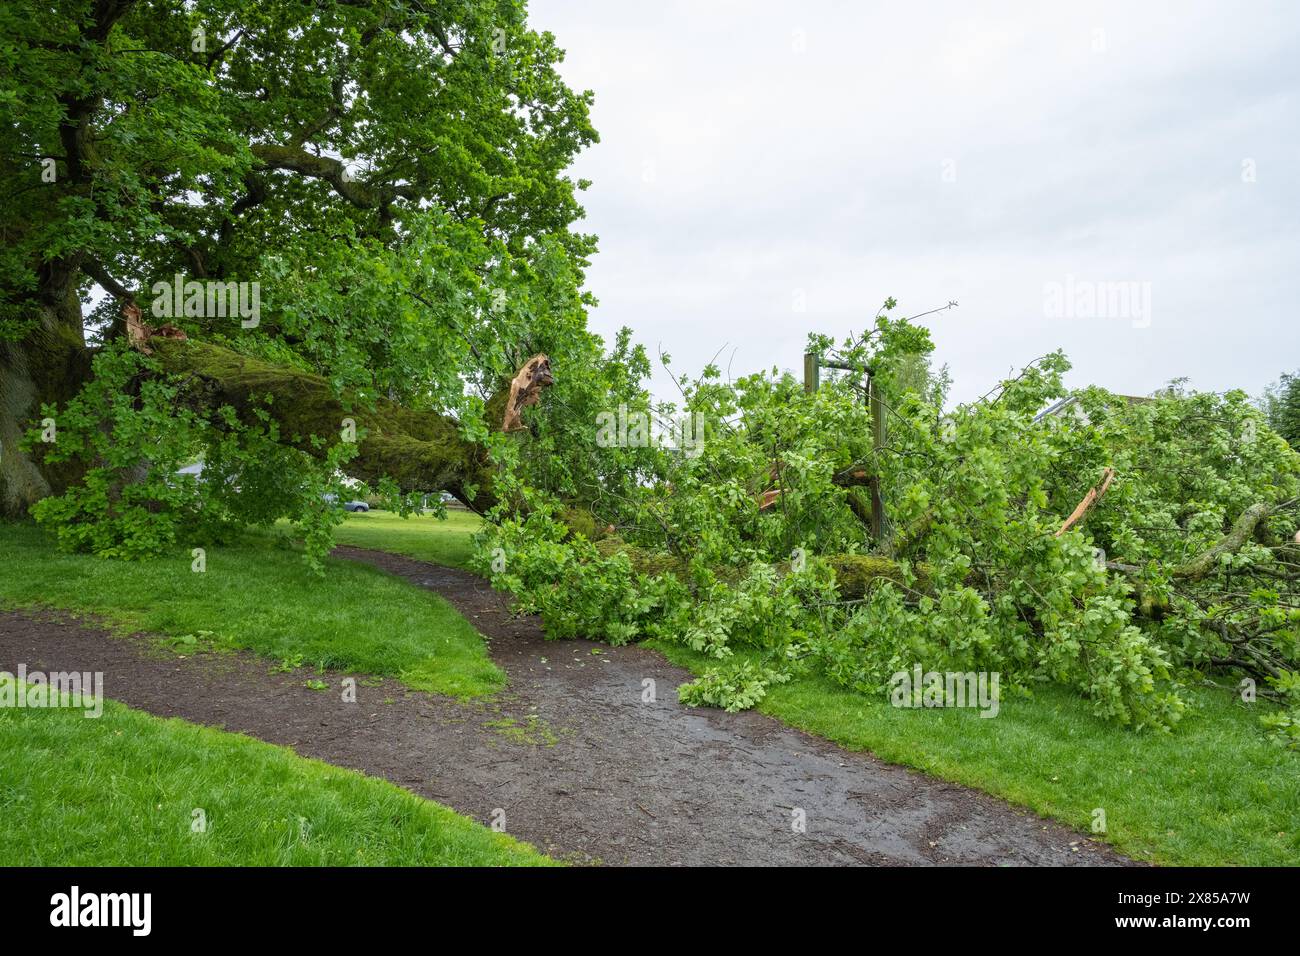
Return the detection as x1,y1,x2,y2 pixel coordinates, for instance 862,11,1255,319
0,276,94,519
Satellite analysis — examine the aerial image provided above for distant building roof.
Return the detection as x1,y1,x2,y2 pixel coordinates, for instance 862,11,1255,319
1034,396,1077,422
1034,392,1151,424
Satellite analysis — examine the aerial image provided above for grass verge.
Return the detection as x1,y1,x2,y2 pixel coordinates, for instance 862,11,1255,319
0,689,551,866
649,641,1300,866
0,521,501,697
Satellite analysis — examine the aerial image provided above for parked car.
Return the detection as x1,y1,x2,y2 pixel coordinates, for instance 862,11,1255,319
323,493,369,512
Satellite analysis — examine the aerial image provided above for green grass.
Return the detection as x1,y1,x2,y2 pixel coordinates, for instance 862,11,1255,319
0,521,502,697
0,689,552,866
10,511,1297,866
650,642,1300,866
331,509,484,569
324,514,1300,867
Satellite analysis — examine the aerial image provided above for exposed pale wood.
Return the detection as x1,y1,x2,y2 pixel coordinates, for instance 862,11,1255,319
123,302,187,355
502,354,553,432
1055,467,1115,538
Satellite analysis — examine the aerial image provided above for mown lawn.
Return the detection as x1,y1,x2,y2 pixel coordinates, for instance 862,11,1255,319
330,509,483,569
0,521,501,697
330,513,1300,867
0,686,551,866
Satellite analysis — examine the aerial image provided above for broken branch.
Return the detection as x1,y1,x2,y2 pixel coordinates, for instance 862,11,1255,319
1056,467,1115,538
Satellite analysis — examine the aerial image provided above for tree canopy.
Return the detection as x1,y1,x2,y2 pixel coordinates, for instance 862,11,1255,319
1261,371,1300,450
2,0,624,547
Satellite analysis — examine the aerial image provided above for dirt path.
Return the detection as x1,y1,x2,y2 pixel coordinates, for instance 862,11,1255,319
0,546,1135,866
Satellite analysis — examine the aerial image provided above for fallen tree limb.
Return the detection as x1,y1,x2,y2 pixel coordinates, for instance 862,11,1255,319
150,339,547,511
843,487,874,529
823,554,929,599
833,461,875,488
1172,502,1273,581
592,538,928,600
760,459,876,514
591,496,1285,605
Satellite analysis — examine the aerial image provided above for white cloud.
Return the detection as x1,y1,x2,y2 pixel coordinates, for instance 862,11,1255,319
531,0,1300,403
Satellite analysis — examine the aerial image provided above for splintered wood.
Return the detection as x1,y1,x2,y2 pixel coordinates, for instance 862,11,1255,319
1056,467,1115,537
124,302,188,355
502,354,553,432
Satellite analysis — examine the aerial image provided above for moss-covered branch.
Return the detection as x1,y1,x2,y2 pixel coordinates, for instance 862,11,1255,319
592,537,927,600
1173,502,1273,581
152,339,500,510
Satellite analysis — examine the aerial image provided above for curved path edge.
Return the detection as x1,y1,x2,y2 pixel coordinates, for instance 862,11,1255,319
0,545,1138,866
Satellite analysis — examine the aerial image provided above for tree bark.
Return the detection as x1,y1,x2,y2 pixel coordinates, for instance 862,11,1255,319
150,339,527,512
0,1,133,517
1172,502,1273,581
0,299,94,519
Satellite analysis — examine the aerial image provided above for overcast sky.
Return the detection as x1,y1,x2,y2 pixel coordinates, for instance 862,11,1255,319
528,0,1299,406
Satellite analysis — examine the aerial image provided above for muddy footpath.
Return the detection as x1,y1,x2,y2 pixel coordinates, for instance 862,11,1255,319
0,546,1135,866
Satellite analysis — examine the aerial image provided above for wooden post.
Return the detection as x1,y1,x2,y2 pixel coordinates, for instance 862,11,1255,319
868,371,885,540
803,353,819,394
805,350,885,538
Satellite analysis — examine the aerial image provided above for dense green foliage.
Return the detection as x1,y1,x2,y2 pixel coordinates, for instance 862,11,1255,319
2,0,623,556
25,343,359,558
1261,370,1300,450
478,304,1300,744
